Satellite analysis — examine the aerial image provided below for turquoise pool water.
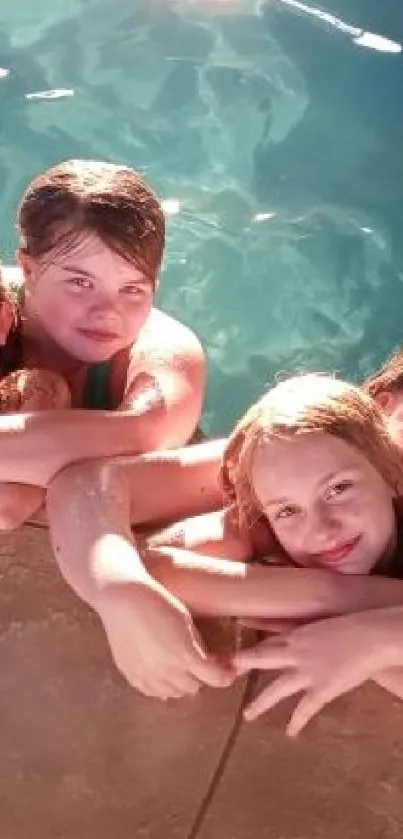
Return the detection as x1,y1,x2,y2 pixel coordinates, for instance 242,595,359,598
1,0,402,433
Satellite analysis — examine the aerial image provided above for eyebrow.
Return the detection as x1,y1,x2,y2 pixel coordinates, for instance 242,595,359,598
263,497,292,508
261,498,292,507
58,265,92,277
317,469,353,488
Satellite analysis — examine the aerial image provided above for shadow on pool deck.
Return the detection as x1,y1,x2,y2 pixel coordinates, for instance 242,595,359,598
1,524,403,838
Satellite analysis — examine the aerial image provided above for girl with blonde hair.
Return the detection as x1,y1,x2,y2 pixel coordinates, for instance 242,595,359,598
50,371,403,706
138,373,403,725
220,372,403,577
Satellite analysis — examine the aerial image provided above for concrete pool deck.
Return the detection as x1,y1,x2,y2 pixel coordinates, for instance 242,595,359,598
1,524,403,839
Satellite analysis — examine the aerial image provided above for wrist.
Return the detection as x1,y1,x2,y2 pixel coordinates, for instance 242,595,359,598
91,534,151,600
94,562,188,628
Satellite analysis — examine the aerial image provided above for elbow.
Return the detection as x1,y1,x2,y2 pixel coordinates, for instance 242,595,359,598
50,458,119,493
52,539,94,607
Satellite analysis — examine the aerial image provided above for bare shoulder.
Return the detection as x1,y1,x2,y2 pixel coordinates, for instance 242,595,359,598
132,308,205,372
110,309,206,418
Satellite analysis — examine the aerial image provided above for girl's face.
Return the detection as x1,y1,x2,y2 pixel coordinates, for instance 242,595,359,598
19,230,154,362
251,432,397,575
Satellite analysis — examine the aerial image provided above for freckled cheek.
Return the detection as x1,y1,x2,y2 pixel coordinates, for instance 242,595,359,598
272,523,300,556
277,530,310,567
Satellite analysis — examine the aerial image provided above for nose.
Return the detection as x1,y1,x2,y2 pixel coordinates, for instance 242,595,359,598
88,288,121,322
91,286,118,308
306,503,343,554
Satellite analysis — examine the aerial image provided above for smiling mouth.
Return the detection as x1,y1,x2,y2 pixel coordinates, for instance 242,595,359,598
78,328,120,343
313,536,362,567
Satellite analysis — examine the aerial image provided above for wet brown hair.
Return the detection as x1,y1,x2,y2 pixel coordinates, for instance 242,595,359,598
221,373,403,573
363,349,403,400
17,160,165,286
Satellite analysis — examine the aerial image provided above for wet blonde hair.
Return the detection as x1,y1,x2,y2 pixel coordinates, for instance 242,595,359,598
221,374,403,561
364,348,403,400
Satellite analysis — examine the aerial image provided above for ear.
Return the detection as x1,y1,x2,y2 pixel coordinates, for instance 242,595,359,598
0,301,16,346
373,390,397,415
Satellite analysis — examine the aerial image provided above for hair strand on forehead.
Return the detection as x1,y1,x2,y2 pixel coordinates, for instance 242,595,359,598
17,159,165,287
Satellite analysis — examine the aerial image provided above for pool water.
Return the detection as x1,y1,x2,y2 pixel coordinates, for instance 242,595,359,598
1,0,402,433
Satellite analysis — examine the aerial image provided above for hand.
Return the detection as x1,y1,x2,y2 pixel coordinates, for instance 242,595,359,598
233,607,403,736
372,666,403,700
237,617,310,633
97,573,235,699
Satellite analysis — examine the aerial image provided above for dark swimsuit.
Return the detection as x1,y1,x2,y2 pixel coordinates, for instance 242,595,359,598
81,361,116,410
3,281,206,426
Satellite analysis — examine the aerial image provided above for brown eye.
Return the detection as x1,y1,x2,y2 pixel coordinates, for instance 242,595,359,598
276,505,299,520
121,285,143,296
327,480,353,500
67,277,93,290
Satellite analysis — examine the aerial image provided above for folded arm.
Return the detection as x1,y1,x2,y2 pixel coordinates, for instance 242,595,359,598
0,358,204,487
46,450,233,699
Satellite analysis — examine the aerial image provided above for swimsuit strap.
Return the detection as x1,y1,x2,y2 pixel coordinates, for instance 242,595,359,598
81,361,116,410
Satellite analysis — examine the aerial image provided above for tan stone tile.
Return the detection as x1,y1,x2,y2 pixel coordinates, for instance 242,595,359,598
0,526,246,839
196,677,403,839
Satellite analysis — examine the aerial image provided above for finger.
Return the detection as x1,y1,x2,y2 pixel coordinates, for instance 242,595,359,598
162,684,191,700
116,668,154,696
286,681,347,737
244,672,309,721
286,671,367,737
163,680,201,700
234,640,295,675
134,681,169,699
139,665,202,698
166,672,201,696
191,655,236,688
131,671,191,700
237,618,272,631
185,623,237,687
238,618,301,633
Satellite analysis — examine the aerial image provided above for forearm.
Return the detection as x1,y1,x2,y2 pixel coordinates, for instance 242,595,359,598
336,573,403,614
48,450,403,623
142,549,344,618
47,433,229,604
0,402,178,487
47,459,149,609
143,551,403,619
48,471,334,618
